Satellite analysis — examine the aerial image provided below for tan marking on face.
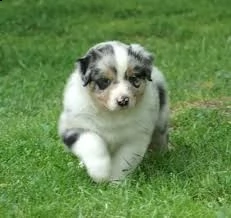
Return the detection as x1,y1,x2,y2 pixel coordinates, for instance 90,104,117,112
87,66,117,110
131,81,146,103
126,65,147,105
101,66,117,81
87,65,147,111
126,66,134,78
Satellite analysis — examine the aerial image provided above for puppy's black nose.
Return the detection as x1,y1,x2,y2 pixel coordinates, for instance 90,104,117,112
117,96,129,107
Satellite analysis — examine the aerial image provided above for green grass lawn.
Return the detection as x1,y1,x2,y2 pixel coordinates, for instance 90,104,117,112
0,0,231,217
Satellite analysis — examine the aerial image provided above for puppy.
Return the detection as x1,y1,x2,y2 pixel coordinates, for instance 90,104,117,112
58,41,169,183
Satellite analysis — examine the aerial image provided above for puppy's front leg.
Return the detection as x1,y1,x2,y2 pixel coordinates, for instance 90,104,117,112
110,141,149,182
62,129,111,183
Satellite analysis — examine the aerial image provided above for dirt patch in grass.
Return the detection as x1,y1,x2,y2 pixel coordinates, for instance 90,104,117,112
171,96,231,117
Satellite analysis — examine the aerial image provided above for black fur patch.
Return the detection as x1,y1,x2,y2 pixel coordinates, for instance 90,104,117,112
133,65,152,81
77,56,91,76
77,44,115,86
128,47,144,63
157,84,166,110
62,128,85,148
96,44,114,55
127,46,153,65
128,46,153,81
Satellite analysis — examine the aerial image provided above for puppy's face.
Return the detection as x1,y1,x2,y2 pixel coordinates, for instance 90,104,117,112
77,42,153,111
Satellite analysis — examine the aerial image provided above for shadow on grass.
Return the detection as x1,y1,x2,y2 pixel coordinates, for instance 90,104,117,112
133,141,199,183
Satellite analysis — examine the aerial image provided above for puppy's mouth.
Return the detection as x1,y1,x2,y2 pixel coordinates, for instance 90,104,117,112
106,106,133,112
105,99,137,112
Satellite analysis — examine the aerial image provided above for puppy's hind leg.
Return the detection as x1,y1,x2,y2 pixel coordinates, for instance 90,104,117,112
62,129,111,183
149,122,169,152
149,82,170,152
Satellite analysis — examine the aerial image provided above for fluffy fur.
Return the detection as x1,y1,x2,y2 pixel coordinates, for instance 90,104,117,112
58,41,169,183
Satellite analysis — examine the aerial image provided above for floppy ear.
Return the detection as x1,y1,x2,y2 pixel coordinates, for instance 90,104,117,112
77,55,91,86
76,49,102,86
77,56,90,75
128,44,154,64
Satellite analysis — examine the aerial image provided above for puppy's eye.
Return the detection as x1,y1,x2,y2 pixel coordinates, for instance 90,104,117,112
129,76,141,88
95,78,111,90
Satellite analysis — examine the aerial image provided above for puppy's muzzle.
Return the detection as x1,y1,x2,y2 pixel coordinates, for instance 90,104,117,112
116,96,129,107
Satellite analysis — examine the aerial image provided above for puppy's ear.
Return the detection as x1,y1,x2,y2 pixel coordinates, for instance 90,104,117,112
128,44,154,81
77,55,91,86
128,44,154,63
77,56,90,75
77,49,102,86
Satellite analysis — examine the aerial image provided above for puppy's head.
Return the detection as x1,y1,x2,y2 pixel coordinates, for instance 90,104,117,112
77,41,153,111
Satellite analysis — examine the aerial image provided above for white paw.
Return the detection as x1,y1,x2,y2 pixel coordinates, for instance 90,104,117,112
86,157,111,183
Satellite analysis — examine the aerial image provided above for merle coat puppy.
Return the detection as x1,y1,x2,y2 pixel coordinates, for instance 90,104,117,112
58,41,169,182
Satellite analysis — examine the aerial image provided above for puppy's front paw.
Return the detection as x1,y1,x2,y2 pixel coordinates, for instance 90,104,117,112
87,157,111,183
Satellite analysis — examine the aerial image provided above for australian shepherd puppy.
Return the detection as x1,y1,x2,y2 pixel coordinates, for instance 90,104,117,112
58,41,169,183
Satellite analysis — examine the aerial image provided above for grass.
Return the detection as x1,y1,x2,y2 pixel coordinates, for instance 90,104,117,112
0,0,231,217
